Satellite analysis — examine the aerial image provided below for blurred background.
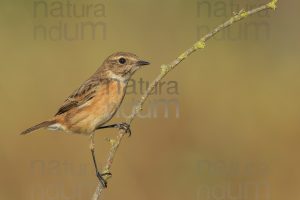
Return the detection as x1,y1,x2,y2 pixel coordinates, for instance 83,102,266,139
0,0,299,199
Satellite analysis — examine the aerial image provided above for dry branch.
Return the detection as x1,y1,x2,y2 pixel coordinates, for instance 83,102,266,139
91,1,278,199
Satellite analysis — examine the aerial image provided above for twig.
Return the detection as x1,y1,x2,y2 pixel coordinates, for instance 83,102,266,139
91,1,278,199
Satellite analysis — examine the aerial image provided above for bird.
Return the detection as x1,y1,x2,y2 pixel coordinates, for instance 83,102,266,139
20,52,150,187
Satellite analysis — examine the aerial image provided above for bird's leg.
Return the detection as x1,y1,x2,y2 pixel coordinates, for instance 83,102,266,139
89,135,111,188
96,122,131,136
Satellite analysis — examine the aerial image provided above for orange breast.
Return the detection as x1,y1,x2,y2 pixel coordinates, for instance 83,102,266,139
64,81,126,134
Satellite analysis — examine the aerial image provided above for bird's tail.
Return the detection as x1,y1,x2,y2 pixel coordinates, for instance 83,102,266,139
20,120,56,135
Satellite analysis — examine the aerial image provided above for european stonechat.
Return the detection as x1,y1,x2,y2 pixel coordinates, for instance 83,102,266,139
21,52,150,187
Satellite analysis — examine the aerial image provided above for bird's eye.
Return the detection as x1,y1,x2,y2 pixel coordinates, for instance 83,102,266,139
118,57,126,64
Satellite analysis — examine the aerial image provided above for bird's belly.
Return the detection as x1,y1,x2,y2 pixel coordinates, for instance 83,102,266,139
90,101,120,128
67,81,125,134
69,105,118,134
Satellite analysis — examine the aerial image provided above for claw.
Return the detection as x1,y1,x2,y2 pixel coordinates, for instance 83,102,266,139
96,172,112,188
117,123,131,137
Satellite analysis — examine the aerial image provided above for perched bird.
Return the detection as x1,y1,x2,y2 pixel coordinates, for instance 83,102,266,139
21,52,150,187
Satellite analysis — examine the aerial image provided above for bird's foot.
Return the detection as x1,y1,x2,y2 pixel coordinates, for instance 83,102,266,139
116,122,131,136
96,171,112,188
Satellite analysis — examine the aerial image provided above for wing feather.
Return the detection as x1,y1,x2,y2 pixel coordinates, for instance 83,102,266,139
55,77,101,116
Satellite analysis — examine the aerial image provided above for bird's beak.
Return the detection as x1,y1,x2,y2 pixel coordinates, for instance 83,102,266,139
136,60,150,67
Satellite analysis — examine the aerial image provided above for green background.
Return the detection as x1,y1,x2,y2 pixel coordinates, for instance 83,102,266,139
0,0,299,200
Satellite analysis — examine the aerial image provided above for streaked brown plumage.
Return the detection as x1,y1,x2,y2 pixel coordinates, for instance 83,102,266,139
21,52,150,135
21,52,150,187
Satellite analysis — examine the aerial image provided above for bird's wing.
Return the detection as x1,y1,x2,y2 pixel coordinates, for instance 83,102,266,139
54,76,102,116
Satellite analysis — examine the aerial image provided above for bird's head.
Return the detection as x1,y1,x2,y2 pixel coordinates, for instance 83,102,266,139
100,52,150,82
